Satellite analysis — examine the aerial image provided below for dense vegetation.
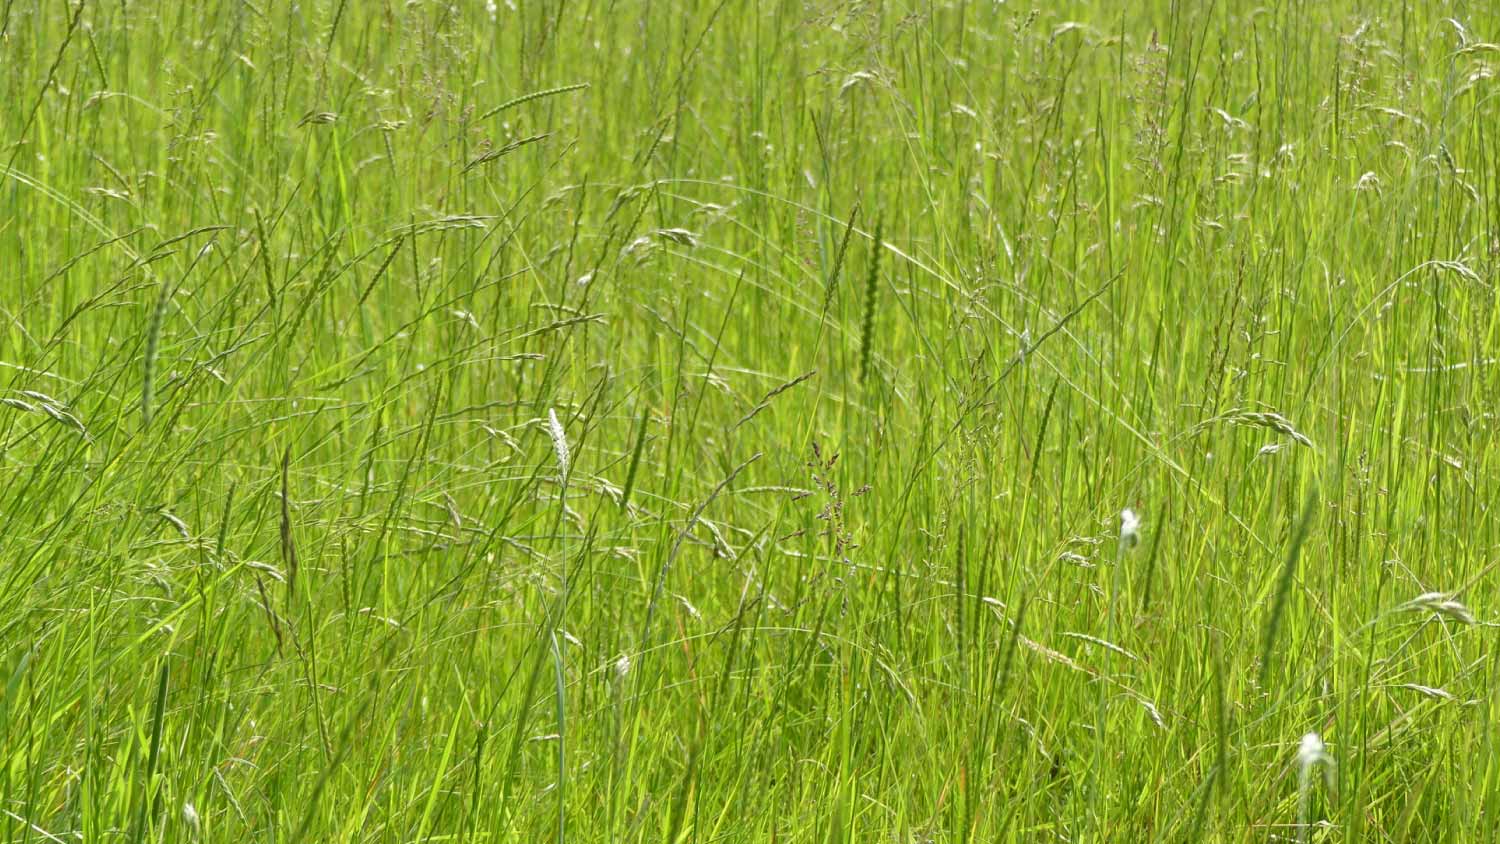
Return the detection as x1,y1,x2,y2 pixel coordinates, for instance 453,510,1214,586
3,1,1500,840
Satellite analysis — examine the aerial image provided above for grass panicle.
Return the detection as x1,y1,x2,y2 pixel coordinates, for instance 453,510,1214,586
858,217,882,384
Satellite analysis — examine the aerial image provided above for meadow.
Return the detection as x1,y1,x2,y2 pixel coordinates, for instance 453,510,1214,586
2,0,1499,840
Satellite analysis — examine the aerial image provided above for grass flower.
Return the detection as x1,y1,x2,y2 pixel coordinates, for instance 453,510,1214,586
1120,508,1142,550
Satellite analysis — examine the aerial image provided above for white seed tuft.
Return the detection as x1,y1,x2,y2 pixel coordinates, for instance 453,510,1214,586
547,408,570,481
1297,732,1326,771
1296,731,1333,842
1120,508,1141,549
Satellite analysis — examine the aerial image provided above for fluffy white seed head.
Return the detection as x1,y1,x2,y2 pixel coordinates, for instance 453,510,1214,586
1296,732,1332,841
1400,591,1476,625
547,408,570,481
1297,732,1326,771
1120,508,1142,549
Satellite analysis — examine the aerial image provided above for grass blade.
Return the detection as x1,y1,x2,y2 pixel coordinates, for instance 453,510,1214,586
1258,493,1319,688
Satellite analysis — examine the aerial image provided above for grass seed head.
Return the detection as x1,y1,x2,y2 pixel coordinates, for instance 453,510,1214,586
547,408,570,481
1120,508,1142,549
1400,591,1475,625
1297,732,1326,771
1296,731,1334,842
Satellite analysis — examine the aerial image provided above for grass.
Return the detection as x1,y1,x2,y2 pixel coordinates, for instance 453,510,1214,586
2,0,1499,840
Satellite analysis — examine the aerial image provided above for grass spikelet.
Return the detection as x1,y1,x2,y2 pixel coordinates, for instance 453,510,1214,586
142,278,171,430
1397,683,1457,701
1193,408,1314,448
651,227,698,247
734,369,817,430
295,111,339,127
1129,692,1166,729
823,205,859,315
279,447,299,599
1398,591,1475,625
1019,634,1086,673
858,217,882,384
478,83,590,121
547,408,570,482
158,509,190,540
1059,632,1139,662
38,402,88,437
618,408,650,512
253,574,283,656
1231,410,1314,447
462,133,551,173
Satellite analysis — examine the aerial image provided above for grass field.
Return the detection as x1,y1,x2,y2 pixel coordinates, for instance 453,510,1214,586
4,1,1500,840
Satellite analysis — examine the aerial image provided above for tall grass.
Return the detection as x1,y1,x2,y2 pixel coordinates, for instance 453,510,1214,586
2,1,1499,841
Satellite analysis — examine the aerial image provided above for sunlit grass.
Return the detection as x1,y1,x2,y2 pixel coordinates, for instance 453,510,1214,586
2,1,1499,841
